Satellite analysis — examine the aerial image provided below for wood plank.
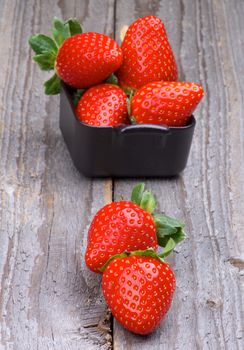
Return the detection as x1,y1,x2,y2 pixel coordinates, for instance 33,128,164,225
0,0,114,349
114,0,244,349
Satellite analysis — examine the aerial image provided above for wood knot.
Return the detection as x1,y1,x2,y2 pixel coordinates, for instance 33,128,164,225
228,257,244,270
206,298,223,309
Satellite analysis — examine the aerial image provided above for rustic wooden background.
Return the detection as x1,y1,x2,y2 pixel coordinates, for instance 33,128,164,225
0,0,243,349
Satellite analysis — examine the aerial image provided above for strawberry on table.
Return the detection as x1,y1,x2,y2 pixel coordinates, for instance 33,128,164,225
131,81,204,126
85,183,185,273
117,15,178,90
85,198,157,273
76,84,128,126
29,17,122,94
101,244,176,335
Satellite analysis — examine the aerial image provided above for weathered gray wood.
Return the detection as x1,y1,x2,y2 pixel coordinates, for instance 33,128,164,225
0,0,114,349
114,0,244,349
1,0,244,349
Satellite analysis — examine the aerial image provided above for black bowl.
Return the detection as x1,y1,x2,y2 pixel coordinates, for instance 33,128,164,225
60,83,196,178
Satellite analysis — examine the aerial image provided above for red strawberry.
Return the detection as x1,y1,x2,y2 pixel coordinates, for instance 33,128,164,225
55,33,122,89
102,253,175,335
85,183,185,273
117,16,178,90
76,84,128,126
131,81,204,126
85,201,157,272
29,17,122,94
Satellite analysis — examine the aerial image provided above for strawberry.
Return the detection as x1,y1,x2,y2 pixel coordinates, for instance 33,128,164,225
85,183,185,273
117,16,178,90
131,81,204,126
76,84,128,126
29,17,122,94
101,249,176,335
55,33,122,89
85,202,157,273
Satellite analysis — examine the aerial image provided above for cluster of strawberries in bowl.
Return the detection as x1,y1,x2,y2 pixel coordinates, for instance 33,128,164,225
29,15,204,128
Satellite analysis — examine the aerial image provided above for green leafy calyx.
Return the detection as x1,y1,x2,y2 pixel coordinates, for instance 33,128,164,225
65,18,83,36
44,74,61,95
131,183,186,250
154,213,186,248
28,34,58,55
33,51,56,71
131,183,156,214
99,252,128,273
52,17,71,46
99,241,177,273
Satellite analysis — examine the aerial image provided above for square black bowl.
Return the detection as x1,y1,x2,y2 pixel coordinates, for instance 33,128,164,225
60,83,196,178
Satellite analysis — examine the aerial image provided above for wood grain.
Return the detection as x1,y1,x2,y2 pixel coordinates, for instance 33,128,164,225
114,0,244,349
0,0,114,349
0,0,243,349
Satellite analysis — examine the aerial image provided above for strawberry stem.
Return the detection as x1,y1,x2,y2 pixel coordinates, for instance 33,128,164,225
105,74,118,85
123,87,136,118
129,116,137,124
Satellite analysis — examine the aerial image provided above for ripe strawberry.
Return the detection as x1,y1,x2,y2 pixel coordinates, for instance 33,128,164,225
102,252,175,335
29,17,122,94
117,16,178,90
131,81,204,126
55,33,122,89
76,84,128,126
85,201,157,272
85,183,185,273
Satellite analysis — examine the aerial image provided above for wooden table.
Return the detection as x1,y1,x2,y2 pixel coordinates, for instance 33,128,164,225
0,0,243,349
